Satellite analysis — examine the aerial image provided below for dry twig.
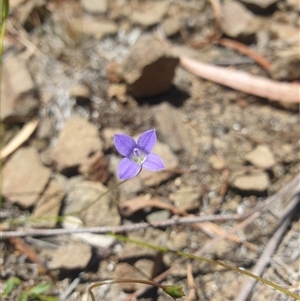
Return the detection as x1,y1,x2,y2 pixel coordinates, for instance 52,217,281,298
180,56,300,103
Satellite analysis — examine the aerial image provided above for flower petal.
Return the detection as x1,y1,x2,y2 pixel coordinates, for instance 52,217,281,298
137,129,156,153
118,158,142,180
114,134,137,157
142,153,165,171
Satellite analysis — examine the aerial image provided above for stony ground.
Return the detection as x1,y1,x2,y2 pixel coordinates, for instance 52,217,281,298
1,0,300,301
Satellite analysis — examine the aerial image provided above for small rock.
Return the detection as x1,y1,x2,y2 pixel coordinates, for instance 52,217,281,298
1,55,39,123
81,0,108,14
209,154,226,170
119,35,179,98
48,240,92,270
270,23,299,42
230,171,270,193
69,84,91,106
107,84,127,102
153,102,194,156
269,48,300,81
3,147,51,208
50,116,103,173
79,152,109,183
245,145,276,169
220,0,260,42
169,186,201,212
287,0,300,11
146,210,170,223
32,174,66,228
102,127,123,150
71,18,117,40
36,118,55,140
113,261,154,291
130,2,169,28
63,181,120,227
139,141,179,186
162,17,181,37
167,231,188,250
240,0,278,12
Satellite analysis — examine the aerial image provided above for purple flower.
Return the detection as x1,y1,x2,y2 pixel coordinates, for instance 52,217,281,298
114,129,165,180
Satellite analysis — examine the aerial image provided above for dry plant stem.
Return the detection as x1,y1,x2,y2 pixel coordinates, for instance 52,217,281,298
235,192,300,301
180,56,300,103
88,279,168,301
0,213,245,238
217,38,271,71
1,173,299,238
1,118,39,159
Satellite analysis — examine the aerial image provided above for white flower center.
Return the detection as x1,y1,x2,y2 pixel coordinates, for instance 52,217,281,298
131,147,147,165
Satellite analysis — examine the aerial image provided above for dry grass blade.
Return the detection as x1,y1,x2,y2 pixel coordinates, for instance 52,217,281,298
1,118,39,159
180,56,300,103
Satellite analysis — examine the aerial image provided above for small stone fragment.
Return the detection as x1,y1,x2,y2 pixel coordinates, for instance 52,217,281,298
48,241,92,270
63,181,120,227
1,55,39,123
3,147,51,208
269,48,300,81
209,154,226,170
220,0,260,42
71,18,117,40
230,171,270,193
69,84,91,106
107,84,127,102
169,186,201,212
50,116,103,173
32,174,66,228
245,145,276,169
130,2,169,28
119,35,179,98
146,210,170,223
102,127,123,150
81,0,108,14
162,18,181,37
153,103,194,156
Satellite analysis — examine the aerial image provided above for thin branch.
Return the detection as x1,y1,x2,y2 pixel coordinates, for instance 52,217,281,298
234,192,300,301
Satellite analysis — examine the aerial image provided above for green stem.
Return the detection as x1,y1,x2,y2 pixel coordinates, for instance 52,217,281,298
110,234,300,300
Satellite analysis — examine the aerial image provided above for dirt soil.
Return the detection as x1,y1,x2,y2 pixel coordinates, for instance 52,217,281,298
1,0,300,301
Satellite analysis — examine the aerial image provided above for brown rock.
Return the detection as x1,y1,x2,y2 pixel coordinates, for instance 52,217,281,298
169,186,201,212
153,102,194,156
1,55,39,123
220,0,260,42
51,116,103,173
130,2,169,28
48,240,92,270
71,18,117,40
69,84,91,105
32,174,66,227
245,145,276,169
269,48,300,81
81,0,108,14
3,147,51,208
63,181,120,227
162,17,181,37
119,35,179,98
209,154,226,170
287,0,300,11
107,84,127,102
230,171,270,193
113,261,154,291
